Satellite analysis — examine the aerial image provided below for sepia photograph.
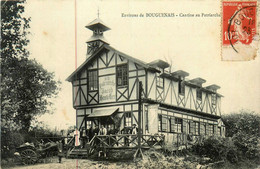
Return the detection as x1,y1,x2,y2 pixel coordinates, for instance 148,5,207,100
1,0,260,168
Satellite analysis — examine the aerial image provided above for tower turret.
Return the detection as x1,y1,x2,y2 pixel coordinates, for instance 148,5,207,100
85,18,110,57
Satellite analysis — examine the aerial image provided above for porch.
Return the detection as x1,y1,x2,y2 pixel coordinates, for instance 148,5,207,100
67,133,165,158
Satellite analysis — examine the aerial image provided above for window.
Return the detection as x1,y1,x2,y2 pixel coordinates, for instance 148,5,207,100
117,64,128,87
178,78,185,95
208,124,214,135
161,115,167,132
212,94,217,105
170,117,183,133
197,88,202,100
157,76,164,88
194,122,200,135
88,70,98,91
218,127,221,136
125,112,132,127
175,118,183,133
158,115,167,132
158,115,162,131
200,123,206,135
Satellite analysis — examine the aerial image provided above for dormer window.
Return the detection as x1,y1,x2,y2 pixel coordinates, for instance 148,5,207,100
117,64,128,87
178,77,185,95
197,88,202,100
212,93,217,105
157,75,164,88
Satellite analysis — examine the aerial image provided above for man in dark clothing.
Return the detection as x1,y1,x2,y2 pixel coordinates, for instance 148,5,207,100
80,127,87,148
57,140,63,163
87,127,94,142
93,126,100,136
93,126,100,145
121,127,131,146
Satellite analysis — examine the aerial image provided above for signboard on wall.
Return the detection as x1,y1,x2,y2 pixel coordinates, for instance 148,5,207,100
99,75,116,103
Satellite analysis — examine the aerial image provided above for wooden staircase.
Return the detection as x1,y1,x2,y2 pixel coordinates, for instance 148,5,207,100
67,147,89,159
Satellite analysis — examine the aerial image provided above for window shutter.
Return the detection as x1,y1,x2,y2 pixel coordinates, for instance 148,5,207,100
190,121,194,134
170,117,175,132
200,123,203,135
206,123,209,135
162,116,167,132
213,125,217,135
183,120,187,133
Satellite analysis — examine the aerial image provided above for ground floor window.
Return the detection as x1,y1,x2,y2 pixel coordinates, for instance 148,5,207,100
158,115,167,132
158,115,162,131
174,118,183,133
194,121,200,135
218,127,221,136
200,123,206,135
208,124,214,135
161,115,167,132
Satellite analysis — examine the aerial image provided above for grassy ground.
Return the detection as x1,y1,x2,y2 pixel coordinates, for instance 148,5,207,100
2,149,259,169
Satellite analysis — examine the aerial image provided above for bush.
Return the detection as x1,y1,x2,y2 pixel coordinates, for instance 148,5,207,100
223,110,260,160
232,132,260,160
192,136,239,163
1,128,24,159
223,110,260,138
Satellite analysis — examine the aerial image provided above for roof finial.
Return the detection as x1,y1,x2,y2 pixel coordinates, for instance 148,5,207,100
97,8,100,18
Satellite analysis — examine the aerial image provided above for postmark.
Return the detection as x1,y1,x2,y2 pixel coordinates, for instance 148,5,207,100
222,1,258,61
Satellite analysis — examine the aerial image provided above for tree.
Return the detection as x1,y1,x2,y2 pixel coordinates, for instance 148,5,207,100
222,109,260,137
222,110,260,160
1,0,60,132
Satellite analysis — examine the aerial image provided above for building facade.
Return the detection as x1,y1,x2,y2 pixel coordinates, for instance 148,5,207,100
67,18,225,145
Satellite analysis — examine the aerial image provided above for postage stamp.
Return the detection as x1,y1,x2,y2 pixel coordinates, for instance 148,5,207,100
222,1,258,61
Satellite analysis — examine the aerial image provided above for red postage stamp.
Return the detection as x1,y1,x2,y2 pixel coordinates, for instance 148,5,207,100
222,1,258,61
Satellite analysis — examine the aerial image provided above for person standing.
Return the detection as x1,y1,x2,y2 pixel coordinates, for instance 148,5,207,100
99,125,107,135
88,126,94,142
73,127,80,147
81,127,87,148
98,125,107,157
57,140,63,163
132,124,138,135
131,124,138,147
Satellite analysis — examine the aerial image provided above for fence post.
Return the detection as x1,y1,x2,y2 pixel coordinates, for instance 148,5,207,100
134,81,143,160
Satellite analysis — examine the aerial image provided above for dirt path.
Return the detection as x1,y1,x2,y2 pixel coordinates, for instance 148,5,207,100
4,158,137,169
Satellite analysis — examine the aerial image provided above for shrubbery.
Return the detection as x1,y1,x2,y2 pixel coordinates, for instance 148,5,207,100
192,110,260,164
192,136,239,163
223,110,260,160
1,128,25,159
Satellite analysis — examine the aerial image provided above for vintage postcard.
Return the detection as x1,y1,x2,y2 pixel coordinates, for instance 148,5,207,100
1,0,260,168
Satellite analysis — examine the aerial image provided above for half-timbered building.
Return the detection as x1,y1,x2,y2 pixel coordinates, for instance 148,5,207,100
66,18,225,146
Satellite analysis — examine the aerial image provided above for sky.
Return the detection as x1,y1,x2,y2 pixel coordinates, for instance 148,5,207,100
24,0,260,130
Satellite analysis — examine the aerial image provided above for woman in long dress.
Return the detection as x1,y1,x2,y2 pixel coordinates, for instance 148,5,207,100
74,127,80,147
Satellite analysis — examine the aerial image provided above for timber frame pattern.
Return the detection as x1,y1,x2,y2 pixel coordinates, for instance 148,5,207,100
68,45,222,115
66,18,225,147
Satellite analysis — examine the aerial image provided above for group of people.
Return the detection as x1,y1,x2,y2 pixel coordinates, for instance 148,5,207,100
73,124,138,148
